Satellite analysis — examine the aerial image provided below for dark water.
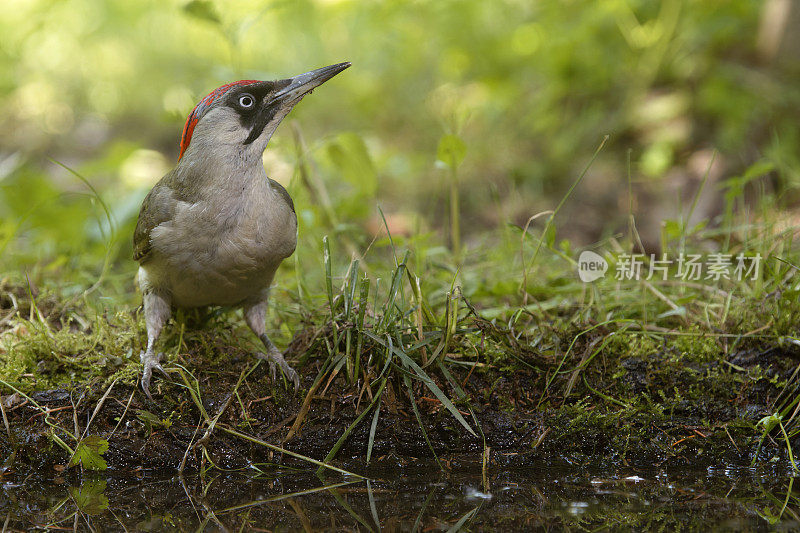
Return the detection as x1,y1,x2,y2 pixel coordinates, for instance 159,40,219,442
2,461,798,531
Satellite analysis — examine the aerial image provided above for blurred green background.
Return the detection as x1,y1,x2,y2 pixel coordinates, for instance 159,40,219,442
1,0,799,299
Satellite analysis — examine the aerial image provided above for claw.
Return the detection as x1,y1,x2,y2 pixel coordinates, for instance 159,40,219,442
140,351,168,400
258,349,300,390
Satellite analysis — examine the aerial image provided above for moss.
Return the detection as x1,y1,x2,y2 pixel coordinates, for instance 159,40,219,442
669,328,723,364
604,332,660,359
0,308,140,391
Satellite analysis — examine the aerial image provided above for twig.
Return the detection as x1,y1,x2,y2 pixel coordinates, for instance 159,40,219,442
80,379,117,440
0,394,10,440
109,389,135,439
220,426,366,478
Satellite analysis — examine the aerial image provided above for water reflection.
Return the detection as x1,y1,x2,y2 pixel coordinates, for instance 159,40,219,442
2,461,799,531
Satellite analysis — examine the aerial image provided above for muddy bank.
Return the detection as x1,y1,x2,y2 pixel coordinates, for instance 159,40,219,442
0,339,794,478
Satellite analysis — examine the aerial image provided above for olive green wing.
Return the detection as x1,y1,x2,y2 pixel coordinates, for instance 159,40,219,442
133,171,180,263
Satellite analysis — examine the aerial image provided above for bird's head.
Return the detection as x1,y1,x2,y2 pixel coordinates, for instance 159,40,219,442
177,62,350,164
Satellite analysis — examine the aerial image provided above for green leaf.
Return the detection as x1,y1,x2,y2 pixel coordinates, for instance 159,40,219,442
662,219,681,241
70,480,109,515
687,219,708,235
136,409,172,433
183,0,221,25
68,435,109,471
758,412,781,432
436,134,467,170
741,160,775,182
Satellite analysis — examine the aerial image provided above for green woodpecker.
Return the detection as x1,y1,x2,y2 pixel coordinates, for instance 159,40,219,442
133,62,350,398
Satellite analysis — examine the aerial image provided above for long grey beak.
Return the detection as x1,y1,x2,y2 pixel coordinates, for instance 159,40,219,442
272,62,351,104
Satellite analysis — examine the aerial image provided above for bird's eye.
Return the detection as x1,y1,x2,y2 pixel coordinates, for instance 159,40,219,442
238,94,255,108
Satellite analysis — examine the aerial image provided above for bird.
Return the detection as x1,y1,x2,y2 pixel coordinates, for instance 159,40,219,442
133,62,351,399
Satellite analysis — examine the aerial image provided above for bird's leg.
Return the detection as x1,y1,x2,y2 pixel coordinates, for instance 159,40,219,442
243,298,300,390
140,291,171,399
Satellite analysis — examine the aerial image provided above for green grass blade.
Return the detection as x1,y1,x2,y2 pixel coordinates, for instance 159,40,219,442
367,480,381,530
326,485,375,532
378,250,410,332
364,331,476,436
316,378,388,474
445,506,480,533
366,386,384,464
323,235,335,316
411,486,436,533
403,373,442,469
437,359,484,439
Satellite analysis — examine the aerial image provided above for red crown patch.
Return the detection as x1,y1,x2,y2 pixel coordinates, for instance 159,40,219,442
178,80,258,160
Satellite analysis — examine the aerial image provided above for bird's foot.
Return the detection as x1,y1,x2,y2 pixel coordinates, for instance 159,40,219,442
140,350,169,400
257,349,300,390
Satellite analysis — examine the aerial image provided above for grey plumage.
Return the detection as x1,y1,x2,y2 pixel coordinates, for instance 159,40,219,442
134,63,350,398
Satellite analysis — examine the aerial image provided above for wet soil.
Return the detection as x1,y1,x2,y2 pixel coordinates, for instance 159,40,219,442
0,341,794,479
